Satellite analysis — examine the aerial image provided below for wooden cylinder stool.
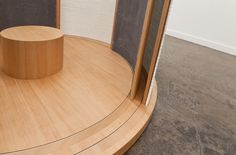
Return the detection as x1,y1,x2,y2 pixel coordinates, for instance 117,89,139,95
0,26,64,79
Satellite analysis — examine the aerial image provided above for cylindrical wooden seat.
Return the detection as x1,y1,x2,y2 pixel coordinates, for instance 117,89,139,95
0,26,64,79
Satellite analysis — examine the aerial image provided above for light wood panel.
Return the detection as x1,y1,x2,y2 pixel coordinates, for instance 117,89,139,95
56,0,61,29
80,81,157,155
2,71,157,155
111,0,119,45
0,35,132,154
1,26,63,41
1,26,64,79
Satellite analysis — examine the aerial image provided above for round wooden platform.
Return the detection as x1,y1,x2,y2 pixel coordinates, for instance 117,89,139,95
1,26,64,79
0,35,157,155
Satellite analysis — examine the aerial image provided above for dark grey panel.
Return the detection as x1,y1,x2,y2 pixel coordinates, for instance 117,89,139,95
143,0,164,72
112,0,148,69
0,0,56,31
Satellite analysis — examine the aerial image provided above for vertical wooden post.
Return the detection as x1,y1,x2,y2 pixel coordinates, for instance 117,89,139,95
142,0,171,104
130,0,154,99
56,0,61,29
111,0,119,45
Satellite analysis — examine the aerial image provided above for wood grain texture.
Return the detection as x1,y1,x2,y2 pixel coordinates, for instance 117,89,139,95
56,0,61,29
80,81,157,155
112,0,148,69
111,0,119,45
1,26,64,79
0,35,133,154
0,66,157,155
0,0,58,31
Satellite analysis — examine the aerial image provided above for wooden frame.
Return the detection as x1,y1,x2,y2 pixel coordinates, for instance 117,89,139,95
142,0,171,104
128,0,171,102
112,0,171,102
130,0,154,99
1,26,64,79
110,0,119,45
56,0,61,29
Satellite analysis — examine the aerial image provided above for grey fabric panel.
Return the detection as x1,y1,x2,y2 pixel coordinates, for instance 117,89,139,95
0,0,56,31
143,0,164,72
112,0,148,69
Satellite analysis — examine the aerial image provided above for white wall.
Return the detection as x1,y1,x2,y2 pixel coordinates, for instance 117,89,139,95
61,0,116,43
166,0,236,56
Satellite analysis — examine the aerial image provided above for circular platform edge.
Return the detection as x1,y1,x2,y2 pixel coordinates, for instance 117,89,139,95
77,80,158,155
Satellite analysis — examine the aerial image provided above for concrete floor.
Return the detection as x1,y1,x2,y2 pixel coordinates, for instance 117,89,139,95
126,35,236,155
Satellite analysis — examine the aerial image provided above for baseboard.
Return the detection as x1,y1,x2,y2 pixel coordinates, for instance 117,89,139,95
166,29,236,56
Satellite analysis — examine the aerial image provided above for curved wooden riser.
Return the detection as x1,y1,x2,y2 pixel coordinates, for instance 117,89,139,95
0,36,157,155
1,26,64,79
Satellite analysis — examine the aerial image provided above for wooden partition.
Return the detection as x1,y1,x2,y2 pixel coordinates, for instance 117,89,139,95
142,0,171,104
112,0,171,102
0,0,60,31
143,0,165,73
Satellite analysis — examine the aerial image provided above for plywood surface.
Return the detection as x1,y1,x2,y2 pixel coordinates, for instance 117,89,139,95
0,35,157,155
1,26,64,79
0,73,157,155
0,36,132,153
1,26,63,41
79,81,157,155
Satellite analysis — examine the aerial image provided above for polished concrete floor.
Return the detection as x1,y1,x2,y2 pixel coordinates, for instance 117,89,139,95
126,35,236,155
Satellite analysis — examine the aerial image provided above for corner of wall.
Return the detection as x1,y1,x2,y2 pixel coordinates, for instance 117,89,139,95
166,29,236,56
